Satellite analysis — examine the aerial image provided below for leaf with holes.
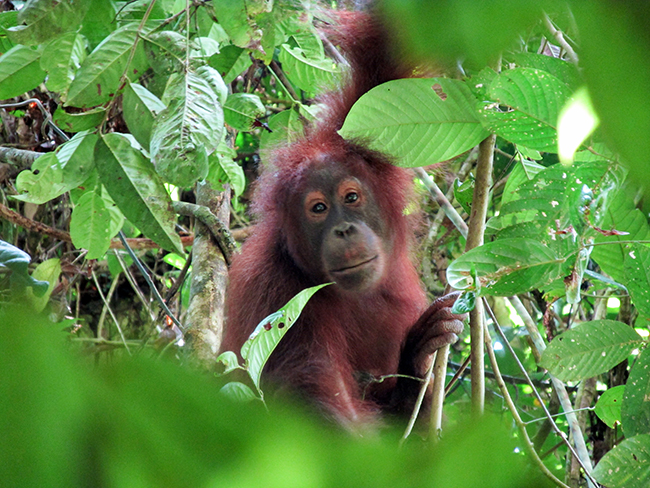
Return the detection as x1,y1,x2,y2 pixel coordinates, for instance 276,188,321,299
446,238,564,296
340,78,489,167
95,132,183,254
593,433,650,488
150,66,226,187
541,320,643,382
241,284,330,390
66,22,151,107
595,385,625,429
14,132,97,204
622,347,650,437
623,244,650,318
478,68,571,151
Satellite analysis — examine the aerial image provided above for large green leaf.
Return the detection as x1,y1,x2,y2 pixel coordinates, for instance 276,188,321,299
478,68,572,151
511,52,581,90
94,133,183,254
446,238,564,296
340,78,489,167
593,433,650,488
53,107,106,133
66,23,150,107
150,66,225,187
40,32,86,94
70,190,114,260
278,44,340,95
541,320,643,382
0,44,45,99
595,385,625,429
622,347,650,437
123,81,166,150
240,284,330,390
7,0,90,46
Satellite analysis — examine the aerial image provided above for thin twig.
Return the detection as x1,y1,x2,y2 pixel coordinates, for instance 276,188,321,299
488,298,598,488
118,231,184,331
483,319,570,488
92,269,131,355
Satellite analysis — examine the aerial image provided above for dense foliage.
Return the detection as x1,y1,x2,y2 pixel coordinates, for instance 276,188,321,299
1,1,650,487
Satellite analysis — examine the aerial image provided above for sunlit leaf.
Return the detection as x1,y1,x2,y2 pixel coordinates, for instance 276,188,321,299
541,320,643,381
123,81,166,150
241,284,330,390
595,385,625,429
447,238,564,296
622,347,650,437
223,93,265,131
7,0,90,46
594,433,650,488
70,190,114,259
340,78,489,167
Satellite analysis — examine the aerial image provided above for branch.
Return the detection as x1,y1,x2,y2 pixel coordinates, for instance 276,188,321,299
0,202,72,242
465,134,496,417
543,14,579,65
0,146,41,169
172,200,236,265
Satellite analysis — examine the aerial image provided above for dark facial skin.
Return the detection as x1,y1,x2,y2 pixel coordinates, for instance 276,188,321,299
297,162,388,292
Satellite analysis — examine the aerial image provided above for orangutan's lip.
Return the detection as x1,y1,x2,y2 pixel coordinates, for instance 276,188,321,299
330,255,378,274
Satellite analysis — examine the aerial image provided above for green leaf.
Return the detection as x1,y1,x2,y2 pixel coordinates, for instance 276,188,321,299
623,244,650,318
622,347,650,437
70,190,114,260
123,81,166,150
452,291,475,314
593,433,650,488
7,0,90,46
66,22,151,107
260,107,305,150
478,68,572,151
0,240,48,295
500,158,544,207
595,385,625,429
210,0,254,47
208,45,252,84
25,258,61,312
511,52,581,90
216,351,242,375
224,93,265,131
340,78,490,167
0,44,45,99
218,382,258,402
453,177,474,214
95,132,184,254
592,186,650,284
278,44,340,95
40,32,86,94
80,0,117,49
541,320,643,382
53,107,106,132
446,238,564,296
150,66,225,187
14,153,65,204
241,284,331,390
207,142,245,197
14,132,97,204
